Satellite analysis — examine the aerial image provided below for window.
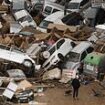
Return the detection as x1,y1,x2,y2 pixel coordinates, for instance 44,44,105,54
62,12,83,25
62,13,72,23
49,46,56,55
62,12,83,26
71,42,76,47
18,15,32,23
11,47,23,53
44,6,52,15
86,47,94,53
56,39,65,49
23,15,32,22
80,0,89,7
52,9,59,13
39,20,53,29
81,51,87,61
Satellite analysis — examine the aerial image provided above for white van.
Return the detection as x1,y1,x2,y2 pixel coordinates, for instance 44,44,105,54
42,1,64,17
64,41,94,71
67,0,90,12
37,11,65,33
42,38,76,70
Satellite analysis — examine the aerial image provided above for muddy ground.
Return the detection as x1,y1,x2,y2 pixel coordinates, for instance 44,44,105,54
35,81,105,105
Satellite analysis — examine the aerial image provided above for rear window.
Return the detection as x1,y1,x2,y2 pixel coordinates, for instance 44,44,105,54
61,12,83,25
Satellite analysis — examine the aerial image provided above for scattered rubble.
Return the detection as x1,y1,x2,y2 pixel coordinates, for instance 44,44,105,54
42,68,61,80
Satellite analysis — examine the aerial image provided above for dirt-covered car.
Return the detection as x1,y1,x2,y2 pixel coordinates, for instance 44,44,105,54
13,9,37,28
0,44,35,68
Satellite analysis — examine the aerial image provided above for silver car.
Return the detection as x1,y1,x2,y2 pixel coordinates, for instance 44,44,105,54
0,44,35,68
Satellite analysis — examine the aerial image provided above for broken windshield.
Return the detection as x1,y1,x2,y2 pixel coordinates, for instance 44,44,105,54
66,52,80,62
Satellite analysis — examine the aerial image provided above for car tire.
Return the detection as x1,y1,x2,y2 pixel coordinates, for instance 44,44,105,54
23,59,33,68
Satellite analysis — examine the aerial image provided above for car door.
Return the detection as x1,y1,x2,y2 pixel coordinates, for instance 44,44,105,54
9,47,25,64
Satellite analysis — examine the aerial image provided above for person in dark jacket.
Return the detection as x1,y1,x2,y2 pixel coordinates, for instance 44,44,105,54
71,75,80,100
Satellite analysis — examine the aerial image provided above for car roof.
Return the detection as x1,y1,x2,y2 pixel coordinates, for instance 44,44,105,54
71,41,92,53
44,11,65,22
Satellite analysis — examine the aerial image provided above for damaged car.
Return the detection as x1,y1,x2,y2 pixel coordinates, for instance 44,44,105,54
63,41,94,74
42,38,76,70
0,44,36,68
13,9,37,28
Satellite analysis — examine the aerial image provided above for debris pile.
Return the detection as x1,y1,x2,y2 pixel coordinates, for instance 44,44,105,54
0,0,105,104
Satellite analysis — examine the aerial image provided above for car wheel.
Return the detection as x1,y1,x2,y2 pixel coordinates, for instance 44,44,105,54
23,60,33,67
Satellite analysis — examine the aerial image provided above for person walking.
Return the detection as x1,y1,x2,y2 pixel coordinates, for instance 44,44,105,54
71,75,80,100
